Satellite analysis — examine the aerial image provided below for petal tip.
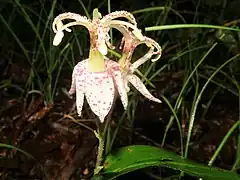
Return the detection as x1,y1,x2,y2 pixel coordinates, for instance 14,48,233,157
155,98,162,103
121,99,128,110
53,31,64,46
151,58,158,62
147,96,162,103
99,116,105,123
68,89,76,96
68,94,73,99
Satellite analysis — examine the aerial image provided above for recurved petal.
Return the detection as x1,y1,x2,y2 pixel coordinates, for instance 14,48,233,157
56,21,71,32
132,29,144,41
85,71,115,123
127,74,161,103
53,31,64,46
101,10,137,25
129,47,154,73
145,37,162,62
52,12,90,33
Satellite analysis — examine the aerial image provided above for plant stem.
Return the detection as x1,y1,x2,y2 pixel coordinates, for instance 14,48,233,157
104,92,118,155
94,130,104,175
93,92,118,175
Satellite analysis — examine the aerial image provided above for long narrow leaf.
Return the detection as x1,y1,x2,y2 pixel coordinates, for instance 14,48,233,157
102,145,240,180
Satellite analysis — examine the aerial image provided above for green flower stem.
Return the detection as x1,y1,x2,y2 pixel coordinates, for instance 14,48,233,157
94,130,105,175
94,93,118,175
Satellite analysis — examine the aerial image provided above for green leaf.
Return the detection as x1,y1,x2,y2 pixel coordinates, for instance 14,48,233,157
102,145,240,180
145,24,240,32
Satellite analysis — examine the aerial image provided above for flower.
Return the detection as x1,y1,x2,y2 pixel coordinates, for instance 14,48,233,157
68,58,127,123
52,9,138,58
112,24,162,103
52,9,162,122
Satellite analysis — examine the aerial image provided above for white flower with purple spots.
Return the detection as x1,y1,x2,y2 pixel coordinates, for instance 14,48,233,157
52,9,162,122
114,25,162,103
68,58,127,123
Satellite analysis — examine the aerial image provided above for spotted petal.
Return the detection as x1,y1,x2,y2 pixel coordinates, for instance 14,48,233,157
107,60,128,110
69,61,86,116
132,29,144,41
69,61,84,95
85,70,115,123
76,81,84,116
127,74,161,103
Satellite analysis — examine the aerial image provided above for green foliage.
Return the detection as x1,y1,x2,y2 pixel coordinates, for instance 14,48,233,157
0,0,86,104
103,5,240,179
101,145,240,180
145,24,240,32
1,0,240,179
